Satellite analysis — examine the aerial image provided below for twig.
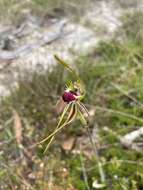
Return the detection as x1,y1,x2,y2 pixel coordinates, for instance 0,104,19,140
103,126,143,152
12,23,27,38
120,127,143,149
0,20,69,61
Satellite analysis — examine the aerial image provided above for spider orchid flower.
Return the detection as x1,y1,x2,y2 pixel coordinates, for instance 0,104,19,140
39,56,89,153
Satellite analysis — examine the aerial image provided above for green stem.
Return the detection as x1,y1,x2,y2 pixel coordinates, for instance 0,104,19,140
86,126,106,184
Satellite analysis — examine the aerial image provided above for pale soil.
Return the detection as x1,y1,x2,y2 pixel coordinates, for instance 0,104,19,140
0,0,142,97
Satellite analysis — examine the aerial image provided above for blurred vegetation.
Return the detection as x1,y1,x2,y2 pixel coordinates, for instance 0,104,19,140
0,0,91,25
116,0,141,8
0,3,143,190
120,11,143,43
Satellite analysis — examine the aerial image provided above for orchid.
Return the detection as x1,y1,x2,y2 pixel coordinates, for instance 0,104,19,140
39,55,89,153
39,56,106,187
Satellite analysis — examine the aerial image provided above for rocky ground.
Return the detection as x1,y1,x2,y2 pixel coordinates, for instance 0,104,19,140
0,0,142,97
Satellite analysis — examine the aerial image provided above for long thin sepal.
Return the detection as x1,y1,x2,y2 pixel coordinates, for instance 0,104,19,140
43,103,75,153
43,103,77,152
39,102,72,145
78,109,88,126
77,102,90,117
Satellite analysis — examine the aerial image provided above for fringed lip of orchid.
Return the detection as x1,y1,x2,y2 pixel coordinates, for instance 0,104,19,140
62,91,78,103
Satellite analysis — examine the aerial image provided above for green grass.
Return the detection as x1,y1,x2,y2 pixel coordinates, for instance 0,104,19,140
118,11,143,44
0,10,143,190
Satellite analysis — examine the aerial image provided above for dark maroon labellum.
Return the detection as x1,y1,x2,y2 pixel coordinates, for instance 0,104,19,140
62,91,77,103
